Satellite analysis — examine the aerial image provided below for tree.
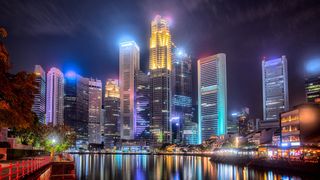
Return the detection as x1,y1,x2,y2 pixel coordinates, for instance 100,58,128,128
41,125,76,153
0,27,38,129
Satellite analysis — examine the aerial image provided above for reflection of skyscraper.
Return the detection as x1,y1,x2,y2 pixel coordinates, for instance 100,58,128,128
149,15,172,143
119,41,140,140
135,71,150,139
88,78,102,144
104,79,120,148
262,56,289,128
305,75,320,103
171,49,195,144
197,54,227,143
46,67,64,126
64,72,89,147
32,65,46,124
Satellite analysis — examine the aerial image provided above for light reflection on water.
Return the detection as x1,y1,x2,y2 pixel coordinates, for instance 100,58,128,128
73,154,302,180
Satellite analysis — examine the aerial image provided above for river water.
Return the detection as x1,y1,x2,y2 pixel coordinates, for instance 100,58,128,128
73,154,305,180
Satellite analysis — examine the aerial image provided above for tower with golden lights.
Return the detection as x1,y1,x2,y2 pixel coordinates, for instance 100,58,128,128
149,15,172,143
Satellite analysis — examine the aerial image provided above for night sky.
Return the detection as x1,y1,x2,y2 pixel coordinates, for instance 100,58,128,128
1,0,320,118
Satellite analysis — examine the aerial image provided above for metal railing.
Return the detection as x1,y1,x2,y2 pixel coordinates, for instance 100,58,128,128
0,156,51,180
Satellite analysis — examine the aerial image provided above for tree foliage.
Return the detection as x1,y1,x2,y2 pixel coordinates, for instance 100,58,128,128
0,27,38,129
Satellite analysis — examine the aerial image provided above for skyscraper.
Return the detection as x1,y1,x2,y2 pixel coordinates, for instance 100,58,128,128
104,79,120,148
119,41,140,140
64,71,89,148
135,70,151,139
305,75,320,103
32,65,46,124
262,55,289,128
46,67,64,126
171,49,195,144
197,53,227,143
149,15,172,143
88,78,102,144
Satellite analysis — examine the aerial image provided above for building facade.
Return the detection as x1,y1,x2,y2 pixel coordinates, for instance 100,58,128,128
32,65,46,124
262,56,289,128
46,67,64,126
197,54,227,143
149,15,172,143
104,79,120,148
64,72,89,148
171,49,194,144
119,41,140,140
135,71,151,139
88,78,102,144
305,75,320,103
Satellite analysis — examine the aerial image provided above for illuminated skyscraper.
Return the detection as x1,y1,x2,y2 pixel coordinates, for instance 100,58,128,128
64,71,89,148
104,79,120,147
135,71,151,139
119,41,140,140
305,75,320,103
88,78,102,144
262,56,289,128
32,65,46,124
46,67,64,126
149,15,172,143
171,49,195,144
197,54,227,143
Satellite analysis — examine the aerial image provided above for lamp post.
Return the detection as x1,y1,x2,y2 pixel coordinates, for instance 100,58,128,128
50,137,57,160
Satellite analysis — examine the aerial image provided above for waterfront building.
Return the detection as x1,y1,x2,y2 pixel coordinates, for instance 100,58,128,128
32,65,46,124
280,104,320,147
64,72,89,148
237,107,250,136
171,49,193,144
46,67,64,126
135,71,151,139
104,79,120,148
305,75,320,103
119,41,140,140
88,78,102,144
149,15,172,143
197,53,227,144
262,56,289,128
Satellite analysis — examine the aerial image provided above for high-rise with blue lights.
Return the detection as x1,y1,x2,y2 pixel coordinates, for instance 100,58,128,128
149,15,172,143
305,75,320,103
46,67,64,126
119,41,140,140
32,65,46,124
171,49,196,144
64,72,89,148
197,54,227,143
262,55,289,129
135,71,151,139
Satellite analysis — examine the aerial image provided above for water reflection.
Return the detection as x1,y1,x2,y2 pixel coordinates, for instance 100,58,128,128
74,154,302,180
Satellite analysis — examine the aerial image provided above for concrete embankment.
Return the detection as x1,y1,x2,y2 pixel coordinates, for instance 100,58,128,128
210,155,320,174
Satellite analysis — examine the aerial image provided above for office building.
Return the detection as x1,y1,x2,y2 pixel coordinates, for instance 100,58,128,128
46,67,64,126
32,65,46,124
149,15,172,143
262,56,289,128
64,71,89,148
104,79,120,148
305,75,320,103
197,53,227,143
119,41,140,140
135,71,151,139
88,78,102,144
171,49,194,144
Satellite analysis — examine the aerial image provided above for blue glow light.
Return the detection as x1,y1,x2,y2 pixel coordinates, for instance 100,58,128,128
65,71,77,79
305,59,320,74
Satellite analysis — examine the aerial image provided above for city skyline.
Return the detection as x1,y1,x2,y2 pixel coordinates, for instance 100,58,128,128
2,1,320,119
